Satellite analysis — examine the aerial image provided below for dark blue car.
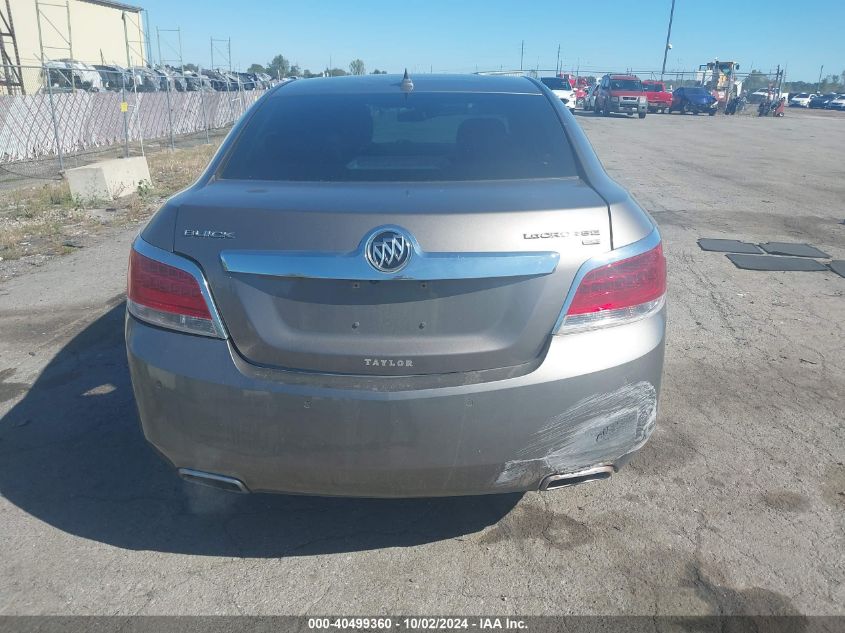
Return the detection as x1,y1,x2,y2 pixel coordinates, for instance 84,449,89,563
669,87,718,115
809,93,840,109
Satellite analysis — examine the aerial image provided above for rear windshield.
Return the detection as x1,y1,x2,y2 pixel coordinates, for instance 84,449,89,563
220,92,579,182
685,88,708,95
609,79,643,91
540,77,568,90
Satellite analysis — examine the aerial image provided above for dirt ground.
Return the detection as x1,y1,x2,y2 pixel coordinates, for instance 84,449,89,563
0,107,842,618
0,142,218,282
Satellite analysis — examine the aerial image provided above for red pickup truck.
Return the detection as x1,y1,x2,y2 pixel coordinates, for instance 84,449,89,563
642,80,672,113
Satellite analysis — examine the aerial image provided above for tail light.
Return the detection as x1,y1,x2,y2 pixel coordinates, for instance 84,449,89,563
555,240,666,333
127,241,226,338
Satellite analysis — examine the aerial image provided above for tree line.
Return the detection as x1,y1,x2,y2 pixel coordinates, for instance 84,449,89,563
246,55,386,79
783,70,845,94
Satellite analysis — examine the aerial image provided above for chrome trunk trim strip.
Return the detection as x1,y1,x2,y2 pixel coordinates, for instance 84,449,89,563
220,226,559,281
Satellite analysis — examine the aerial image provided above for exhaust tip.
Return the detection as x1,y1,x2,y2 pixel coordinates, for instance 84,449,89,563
178,468,249,493
539,465,615,491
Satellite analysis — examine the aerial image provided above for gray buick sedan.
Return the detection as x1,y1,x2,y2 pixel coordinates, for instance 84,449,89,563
126,73,666,497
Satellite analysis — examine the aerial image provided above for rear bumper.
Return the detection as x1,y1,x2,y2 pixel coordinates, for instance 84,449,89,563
126,308,665,497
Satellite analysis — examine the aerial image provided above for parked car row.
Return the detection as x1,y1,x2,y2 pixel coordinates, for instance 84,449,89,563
42,60,277,93
750,90,845,112
573,76,843,118
803,92,845,110
579,74,749,118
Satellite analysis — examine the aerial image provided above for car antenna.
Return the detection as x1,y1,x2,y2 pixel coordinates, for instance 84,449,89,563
400,69,414,93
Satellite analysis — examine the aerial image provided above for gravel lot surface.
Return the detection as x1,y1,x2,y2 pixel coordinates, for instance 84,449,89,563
0,108,842,617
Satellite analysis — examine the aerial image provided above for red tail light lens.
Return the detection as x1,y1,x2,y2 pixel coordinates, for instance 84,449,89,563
557,243,666,332
127,247,223,338
129,250,211,318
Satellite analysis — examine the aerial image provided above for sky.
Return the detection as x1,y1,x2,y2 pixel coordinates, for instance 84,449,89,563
139,0,844,82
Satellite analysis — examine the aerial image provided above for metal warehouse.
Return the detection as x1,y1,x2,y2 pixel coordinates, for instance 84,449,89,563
1,0,148,93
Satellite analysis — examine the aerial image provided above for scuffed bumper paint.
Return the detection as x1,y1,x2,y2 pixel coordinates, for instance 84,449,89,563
126,307,665,497
495,381,656,488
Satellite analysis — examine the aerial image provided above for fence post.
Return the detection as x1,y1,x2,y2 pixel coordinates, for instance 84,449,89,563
164,73,175,150
133,69,145,157
44,67,64,172
121,76,129,158
198,66,210,144
238,76,245,117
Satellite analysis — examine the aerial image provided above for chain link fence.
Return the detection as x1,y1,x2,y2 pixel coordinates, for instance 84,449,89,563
0,64,278,183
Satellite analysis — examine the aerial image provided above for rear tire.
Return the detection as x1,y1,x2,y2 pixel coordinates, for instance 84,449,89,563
639,112,647,119
708,110,716,116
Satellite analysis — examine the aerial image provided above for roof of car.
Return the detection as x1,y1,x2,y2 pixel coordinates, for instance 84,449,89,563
270,73,543,97
607,74,640,80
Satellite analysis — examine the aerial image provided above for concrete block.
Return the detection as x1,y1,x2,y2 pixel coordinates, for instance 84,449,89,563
64,157,151,201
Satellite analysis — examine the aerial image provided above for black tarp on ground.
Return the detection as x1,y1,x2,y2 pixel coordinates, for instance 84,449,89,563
759,242,831,258
726,254,828,271
697,239,763,254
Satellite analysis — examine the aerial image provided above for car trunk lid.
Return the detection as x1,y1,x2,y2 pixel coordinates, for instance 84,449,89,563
174,179,611,376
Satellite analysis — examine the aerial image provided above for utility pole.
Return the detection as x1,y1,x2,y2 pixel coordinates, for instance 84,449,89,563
816,64,823,93
520,40,524,71
556,44,560,75
660,0,676,81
